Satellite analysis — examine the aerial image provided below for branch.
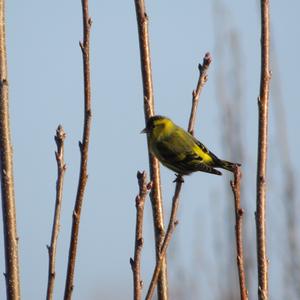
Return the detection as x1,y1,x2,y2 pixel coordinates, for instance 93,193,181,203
145,176,183,300
188,52,212,135
46,126,67,300
0,0,21,298
130,171,151,300
256,1,270,299
133,1,168,298
64,1,92,299
230,166,248,300
145,53,212,299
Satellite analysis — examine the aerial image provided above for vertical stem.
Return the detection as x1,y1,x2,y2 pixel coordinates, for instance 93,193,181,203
0,0,21,299
145,177,183,300
256,1,270,299
46,126,67,300
133,1,168,299
188,53,212,135
230,167,248,300
130,171,149,300
64,1,92,299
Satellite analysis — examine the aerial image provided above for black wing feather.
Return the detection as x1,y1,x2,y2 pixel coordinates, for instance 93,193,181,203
155,140,222,175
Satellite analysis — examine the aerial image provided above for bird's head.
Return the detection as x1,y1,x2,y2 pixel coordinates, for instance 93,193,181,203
141,115,174,137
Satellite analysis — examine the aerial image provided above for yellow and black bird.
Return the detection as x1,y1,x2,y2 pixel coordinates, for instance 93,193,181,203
141,115,240,176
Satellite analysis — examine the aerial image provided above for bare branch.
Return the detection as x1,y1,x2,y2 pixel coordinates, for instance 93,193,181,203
230,166,248,300
145,176,183,300
0,0,21,298
256,1,271,299
130,171,151,300
46,126,67,300
188,52,212,135
145,53,212,299
64,1,92,299
133,1,168,298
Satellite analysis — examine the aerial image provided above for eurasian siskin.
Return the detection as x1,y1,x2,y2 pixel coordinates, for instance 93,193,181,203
141,115,240,176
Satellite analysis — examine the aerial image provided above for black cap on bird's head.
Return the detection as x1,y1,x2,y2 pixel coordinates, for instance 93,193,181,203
141,115,171,134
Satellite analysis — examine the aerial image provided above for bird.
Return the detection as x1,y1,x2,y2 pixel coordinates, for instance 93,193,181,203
141,115,240,176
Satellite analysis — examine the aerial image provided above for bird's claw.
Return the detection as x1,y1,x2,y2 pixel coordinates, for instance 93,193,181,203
173,174,184,183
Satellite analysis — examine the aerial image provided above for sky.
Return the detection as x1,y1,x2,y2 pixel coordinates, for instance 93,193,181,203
1,1,300,299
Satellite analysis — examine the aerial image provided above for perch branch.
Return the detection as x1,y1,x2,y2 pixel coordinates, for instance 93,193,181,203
64,1,92,299
130,171,151,300
46,126,67,300
256,1,270,299
145,176,183,300
145,53,212,299
134,0,168,298
0,0,21,298
230,166,248,300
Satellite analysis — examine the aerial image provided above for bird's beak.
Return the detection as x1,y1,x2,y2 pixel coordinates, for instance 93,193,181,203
140,127,147,134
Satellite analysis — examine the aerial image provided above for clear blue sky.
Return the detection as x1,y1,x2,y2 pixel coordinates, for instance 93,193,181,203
1,1,299,299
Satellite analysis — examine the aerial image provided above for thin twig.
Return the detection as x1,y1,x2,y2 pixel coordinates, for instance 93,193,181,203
145,53,212,299
0,0,21,298
130,171,151,300
256,1,270,299
133,1,168,298
46,126,67,300
230,166,248,300
188,52,212,135
64,1,92,299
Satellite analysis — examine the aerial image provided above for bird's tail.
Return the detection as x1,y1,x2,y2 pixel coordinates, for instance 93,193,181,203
218,159,241,173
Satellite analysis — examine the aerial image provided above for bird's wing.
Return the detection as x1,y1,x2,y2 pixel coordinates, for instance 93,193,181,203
192,136,221,162
193,138,209,154
154,128,209,162
155,140,221,175
190,162,222,175
155,138,192,163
